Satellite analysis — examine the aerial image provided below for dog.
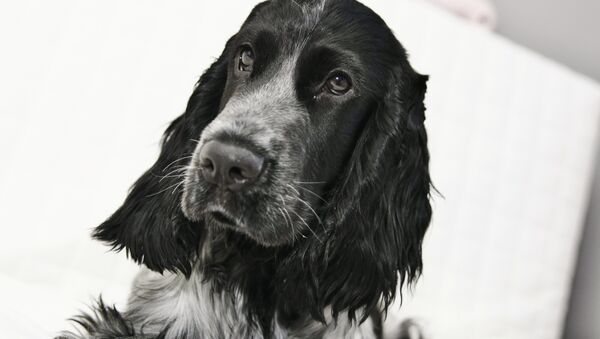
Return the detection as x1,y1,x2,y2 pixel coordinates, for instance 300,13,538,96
60,0,431,338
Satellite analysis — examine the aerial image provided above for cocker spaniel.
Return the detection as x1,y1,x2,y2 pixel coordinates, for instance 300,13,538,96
61,0,431,338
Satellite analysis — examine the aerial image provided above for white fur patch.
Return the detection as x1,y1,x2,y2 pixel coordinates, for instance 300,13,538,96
125,267,377,339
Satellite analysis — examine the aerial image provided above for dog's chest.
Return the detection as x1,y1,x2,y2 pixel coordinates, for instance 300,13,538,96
125,268,376,339
125,268,266,338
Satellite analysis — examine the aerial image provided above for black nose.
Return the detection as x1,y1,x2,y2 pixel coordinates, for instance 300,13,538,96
198,140,265,191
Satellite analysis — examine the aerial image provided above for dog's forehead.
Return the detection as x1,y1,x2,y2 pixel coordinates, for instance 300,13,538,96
245,0,388,47
282,0,329,13
245,0,328,36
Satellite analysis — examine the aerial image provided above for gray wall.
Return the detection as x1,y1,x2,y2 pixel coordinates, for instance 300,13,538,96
565,162,600,338
492,1,600,338
494,0,600,82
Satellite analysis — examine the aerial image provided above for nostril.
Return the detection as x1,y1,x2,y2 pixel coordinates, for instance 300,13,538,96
229,166,246,182
198,157,218,184
200,158,214,172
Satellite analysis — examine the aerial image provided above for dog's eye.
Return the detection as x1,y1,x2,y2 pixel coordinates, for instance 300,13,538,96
325,73,352,95
238,46,255,72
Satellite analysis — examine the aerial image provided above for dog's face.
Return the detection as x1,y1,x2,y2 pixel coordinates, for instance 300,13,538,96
182,1,393,246
94,0,431,320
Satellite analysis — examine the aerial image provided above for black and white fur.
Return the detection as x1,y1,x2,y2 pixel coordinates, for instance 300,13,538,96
60,0,432,338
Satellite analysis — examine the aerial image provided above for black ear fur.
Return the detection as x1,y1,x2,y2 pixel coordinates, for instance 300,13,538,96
92,49,230,276
279,64,431,323
323,66,431,320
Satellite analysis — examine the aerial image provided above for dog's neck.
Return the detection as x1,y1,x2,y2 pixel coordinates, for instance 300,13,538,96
197,227,283,285
196,227,288,334
126,263,376,339
120,227,372,339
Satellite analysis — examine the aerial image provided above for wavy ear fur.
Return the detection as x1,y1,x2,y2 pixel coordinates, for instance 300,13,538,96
92,50,230,276
322,65,430,321
279,63,431,323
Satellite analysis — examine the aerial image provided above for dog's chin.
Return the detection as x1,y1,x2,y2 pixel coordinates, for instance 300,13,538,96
205,211,294,247
182,197,294,247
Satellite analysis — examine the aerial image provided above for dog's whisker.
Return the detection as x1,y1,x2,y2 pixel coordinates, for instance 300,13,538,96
280,194,304,241
283,191,321,242
289,209,321,243
277,207,293,239
286,184,302,197
162,164,190,174
278,207,288,229
153,169,188,180
294,185,328,204
284,208,297,239
287,184,323,226
156,174,187,181
155,171,188,184
279,195,292,222
146,180,184,198
158,166,189,182
162,155,194,172
151,164,189,181
171,181,186,195
294,181,326,185
291,193,324,230
152,173,185,181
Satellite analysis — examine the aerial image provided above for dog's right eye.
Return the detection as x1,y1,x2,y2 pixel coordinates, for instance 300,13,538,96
238,46,255,72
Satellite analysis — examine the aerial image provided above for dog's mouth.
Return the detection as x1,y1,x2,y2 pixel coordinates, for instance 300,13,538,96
208,210,236,226
203,206,241,228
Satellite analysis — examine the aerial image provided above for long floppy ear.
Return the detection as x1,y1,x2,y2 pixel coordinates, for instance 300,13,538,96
92,49,230,277
289,63,431,322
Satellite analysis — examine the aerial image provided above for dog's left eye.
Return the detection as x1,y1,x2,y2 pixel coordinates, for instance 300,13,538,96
238,46,255,72
325,73,352,95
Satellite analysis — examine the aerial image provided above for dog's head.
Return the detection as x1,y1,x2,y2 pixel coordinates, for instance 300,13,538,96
94,0,431,320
